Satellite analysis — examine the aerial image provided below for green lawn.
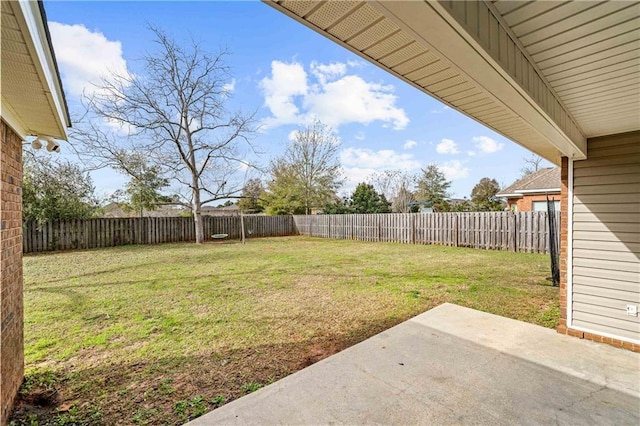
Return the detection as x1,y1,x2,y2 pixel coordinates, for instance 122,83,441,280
11,237,558,425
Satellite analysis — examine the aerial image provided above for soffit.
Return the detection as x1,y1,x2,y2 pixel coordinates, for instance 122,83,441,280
266,0,588,165
492,0,640,138
1,0,68,139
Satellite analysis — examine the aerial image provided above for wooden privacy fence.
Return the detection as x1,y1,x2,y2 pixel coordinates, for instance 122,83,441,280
23,212,559,254
23,215,297,253
293,212,560,254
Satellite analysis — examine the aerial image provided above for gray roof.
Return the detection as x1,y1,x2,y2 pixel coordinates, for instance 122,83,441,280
497,167,561,197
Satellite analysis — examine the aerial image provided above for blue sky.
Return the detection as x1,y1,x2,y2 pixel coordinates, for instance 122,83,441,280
45,1,551,201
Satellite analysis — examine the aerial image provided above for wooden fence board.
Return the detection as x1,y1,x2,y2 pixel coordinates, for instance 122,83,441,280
24,213,560,255
23,215,297,253
293,212,559,254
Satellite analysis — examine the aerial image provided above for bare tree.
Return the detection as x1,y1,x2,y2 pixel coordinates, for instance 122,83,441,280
78,27,256,243
370,170,416,213
520,153,544,178
264,120,342,215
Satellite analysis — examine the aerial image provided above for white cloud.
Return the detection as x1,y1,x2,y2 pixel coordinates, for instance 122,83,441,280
403,140,418,150
340,147,420,170
260,60,408,130
439,160,470,180
472,136,504,154
354,132,365,141
310,61,346,85
436,138,460,154
259,61,308,126
49,22,129,98
430,105,450,114
341,167,377,193
347,59,367,68
467,151,476,157
340,147,420,193
305,75,409,130
223,79,236,94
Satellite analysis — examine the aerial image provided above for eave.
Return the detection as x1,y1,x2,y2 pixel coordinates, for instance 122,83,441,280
1,0,70,140
265,1,640,163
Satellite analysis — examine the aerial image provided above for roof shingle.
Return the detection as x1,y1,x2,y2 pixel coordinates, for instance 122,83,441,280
497,167,561,197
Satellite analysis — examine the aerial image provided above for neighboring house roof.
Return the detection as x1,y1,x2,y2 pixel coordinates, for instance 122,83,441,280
446,198,469,206
201,204,240,216
101,202,187,218
202,204,239,212
497,168,561,198
1,0,70,139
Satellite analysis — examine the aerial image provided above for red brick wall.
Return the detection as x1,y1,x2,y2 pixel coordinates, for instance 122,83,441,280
557,157,569,335
515,193,561,212
1,120,24,424
506,194,561,212
556,156,639,353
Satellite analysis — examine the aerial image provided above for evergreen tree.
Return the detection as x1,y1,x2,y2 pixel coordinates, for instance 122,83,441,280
350,183,390,213
415,164,451,211
471,177,504,211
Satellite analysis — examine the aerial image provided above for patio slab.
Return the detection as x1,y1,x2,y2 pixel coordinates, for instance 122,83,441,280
188,303,640,425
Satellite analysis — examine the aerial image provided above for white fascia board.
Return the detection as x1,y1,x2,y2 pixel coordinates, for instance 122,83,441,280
371,1,586,160
496,193,523,198
516,188,561,194
13,0,69,140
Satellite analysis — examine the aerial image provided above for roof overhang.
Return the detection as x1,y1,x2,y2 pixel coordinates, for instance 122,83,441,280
1,0,70,140
496,193,523,198
517,188,561,194
497,187,561,198
265,1,639,163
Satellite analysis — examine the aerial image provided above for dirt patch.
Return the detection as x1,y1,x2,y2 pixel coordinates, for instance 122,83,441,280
301,342,343,368
10,385,61,424
10,338,361,426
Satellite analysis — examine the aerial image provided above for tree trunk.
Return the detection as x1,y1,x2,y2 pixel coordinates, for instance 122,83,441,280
192,186,204,244
194,209,204,243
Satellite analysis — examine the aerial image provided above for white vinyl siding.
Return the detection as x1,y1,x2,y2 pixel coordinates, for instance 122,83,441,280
571,131,640,342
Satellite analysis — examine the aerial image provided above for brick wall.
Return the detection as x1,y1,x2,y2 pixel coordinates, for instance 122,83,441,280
505,194,561,212
557,157,569,336
1,120,24,424
515,193,561,212
556,156,639,353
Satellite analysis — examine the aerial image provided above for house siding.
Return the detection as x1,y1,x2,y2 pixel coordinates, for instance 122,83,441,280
571,131,640,344
1,120,24,424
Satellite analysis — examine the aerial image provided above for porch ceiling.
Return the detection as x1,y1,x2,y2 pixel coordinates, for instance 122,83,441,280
1,0,69,139
492,1,640,138
265,1,640,163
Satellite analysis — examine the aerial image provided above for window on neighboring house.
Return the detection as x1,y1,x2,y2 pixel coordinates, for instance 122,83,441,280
532,200,560,212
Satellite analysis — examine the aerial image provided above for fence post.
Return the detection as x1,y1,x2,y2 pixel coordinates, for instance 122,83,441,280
511,213,518,252
411,214,415,245
453,214,459,247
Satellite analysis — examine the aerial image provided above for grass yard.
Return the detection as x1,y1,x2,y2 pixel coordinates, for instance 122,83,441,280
10,236,558,425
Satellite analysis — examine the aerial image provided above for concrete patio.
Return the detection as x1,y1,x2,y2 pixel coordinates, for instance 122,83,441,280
189,303,640,425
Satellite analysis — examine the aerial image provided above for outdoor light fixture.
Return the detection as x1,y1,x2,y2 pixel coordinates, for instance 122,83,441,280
30,135,60,153
31,137,43,150
46,137,60,153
